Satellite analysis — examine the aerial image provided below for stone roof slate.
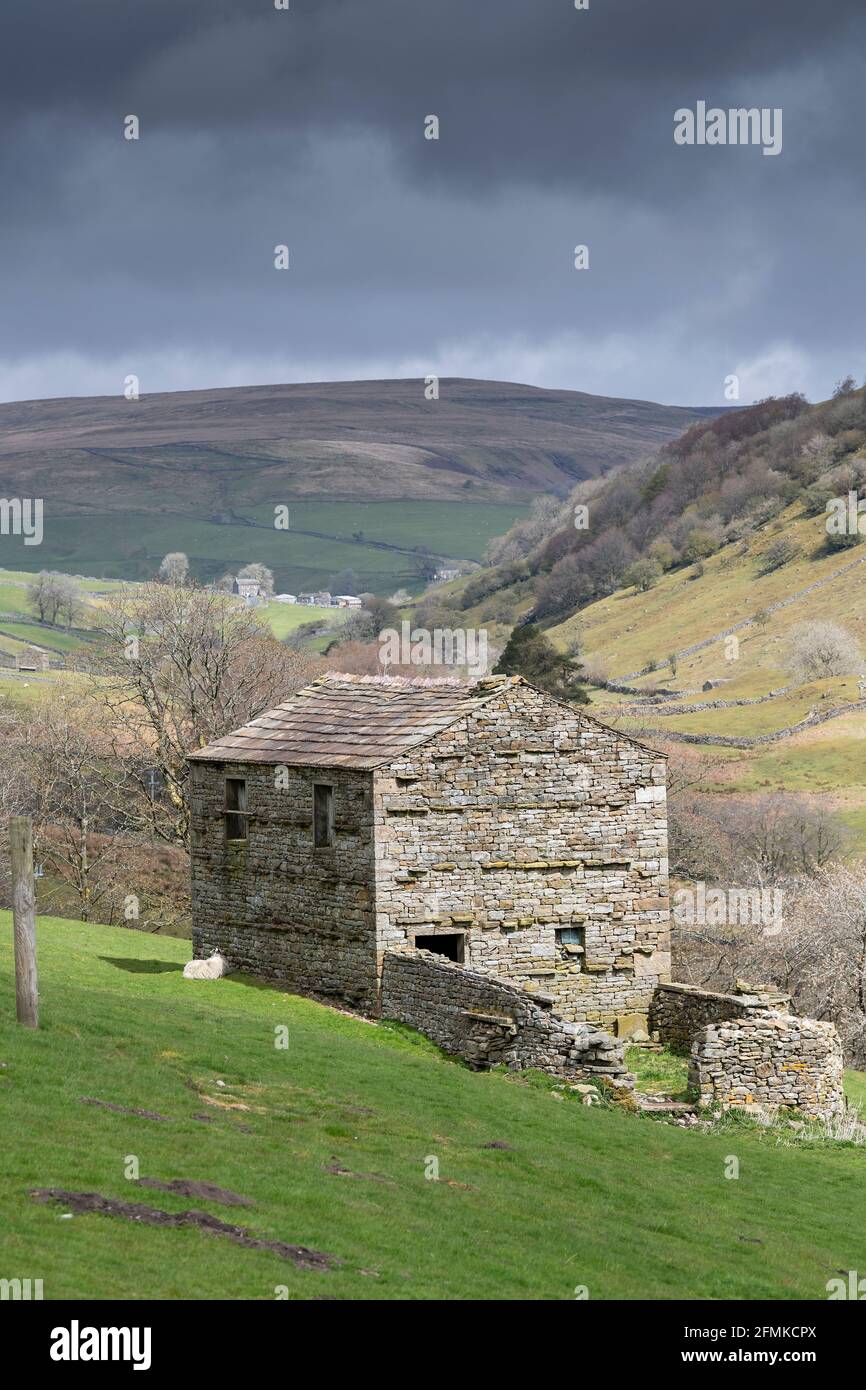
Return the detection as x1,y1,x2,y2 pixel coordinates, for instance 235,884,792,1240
187,673,512,769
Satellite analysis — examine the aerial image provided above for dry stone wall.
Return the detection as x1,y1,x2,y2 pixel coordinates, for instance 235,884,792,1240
650,982,790,1055
688,1012,844,1118
381,948,632,1085
373,682,670,1030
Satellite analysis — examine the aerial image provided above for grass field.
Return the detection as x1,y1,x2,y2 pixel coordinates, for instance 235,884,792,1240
0,501,526,596
2,914,866,1301
0,582,36,617
0,622,96,654
257,602,347,641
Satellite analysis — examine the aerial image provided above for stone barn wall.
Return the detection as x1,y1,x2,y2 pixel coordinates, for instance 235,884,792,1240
380,948,632,1086
374,682,670,1030
649,982,791,1055
688,1012,844,1119
189,760,379,1011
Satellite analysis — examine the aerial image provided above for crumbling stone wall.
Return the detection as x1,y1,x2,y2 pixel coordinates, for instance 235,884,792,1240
688,1012,844,1119
374,682,670,1030
650,982,790,1055
381,948,632,1086
189,760,379,1011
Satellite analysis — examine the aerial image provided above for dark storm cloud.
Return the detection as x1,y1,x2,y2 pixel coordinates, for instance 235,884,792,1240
1,1,865,404
3,0,865,192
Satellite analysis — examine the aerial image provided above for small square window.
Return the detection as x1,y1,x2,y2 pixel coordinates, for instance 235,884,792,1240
224,777,248,842
556,926,585,949
313,783,334,848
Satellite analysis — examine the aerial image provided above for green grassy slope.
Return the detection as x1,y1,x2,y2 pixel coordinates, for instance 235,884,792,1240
551,505,866,686
1,915,865,1301
0,501,526,594
508,503,866,851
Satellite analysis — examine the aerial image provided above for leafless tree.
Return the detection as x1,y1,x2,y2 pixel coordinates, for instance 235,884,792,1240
786,620,864,681
0,698,131,921
84,583,318,845
158,552,190,585
748,866,866,1063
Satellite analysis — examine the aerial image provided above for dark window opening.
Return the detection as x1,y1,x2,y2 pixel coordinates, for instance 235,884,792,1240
556,925,585,967
415,932,464,963
313,783,334,848
224,777,248,841
556,926,585,948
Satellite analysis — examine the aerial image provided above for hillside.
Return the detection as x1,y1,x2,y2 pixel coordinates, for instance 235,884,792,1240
557,506,866,848
0,378,719,591
2,914,865,1301
422,387,866,849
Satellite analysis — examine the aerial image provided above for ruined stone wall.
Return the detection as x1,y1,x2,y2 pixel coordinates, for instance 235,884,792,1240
373,682,670,1029
650,982,791,1056
688,1012,844,1119
189,760,379,1010
381,948,631,1085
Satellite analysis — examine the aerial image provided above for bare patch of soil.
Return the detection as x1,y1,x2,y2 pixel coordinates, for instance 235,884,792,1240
31,1189,334,1270
324,1159,392,1184
80,1097,170,1122
137,1178,253,1207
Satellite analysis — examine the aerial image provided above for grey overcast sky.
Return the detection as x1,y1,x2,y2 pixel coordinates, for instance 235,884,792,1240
2,0,864,406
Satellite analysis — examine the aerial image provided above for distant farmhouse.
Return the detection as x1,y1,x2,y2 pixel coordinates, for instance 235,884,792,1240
233,584,360,610
233,577,261,603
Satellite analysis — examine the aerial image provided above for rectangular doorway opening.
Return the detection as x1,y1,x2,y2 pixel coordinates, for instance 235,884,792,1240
415,932,464,963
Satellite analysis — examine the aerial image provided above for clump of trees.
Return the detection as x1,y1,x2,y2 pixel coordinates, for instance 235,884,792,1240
669,791,849,886
623,557,662,592
329,568,360,596
494,623,588,703
27,571,81,628
471,383,866,629
666,772,866,1062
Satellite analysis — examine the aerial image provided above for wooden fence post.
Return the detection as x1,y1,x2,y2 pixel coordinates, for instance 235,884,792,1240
10,816,38,1028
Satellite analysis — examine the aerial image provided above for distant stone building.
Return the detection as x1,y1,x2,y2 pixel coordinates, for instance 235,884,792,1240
188,674,671,1030
234,578,261,603
15,647,50,672
297,591,332,607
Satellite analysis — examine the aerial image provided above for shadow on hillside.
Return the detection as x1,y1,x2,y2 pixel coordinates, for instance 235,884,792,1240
99,956,184,975
223,971,288,994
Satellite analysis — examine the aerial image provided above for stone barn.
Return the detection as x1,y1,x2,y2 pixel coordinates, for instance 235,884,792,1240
188,673,671,1035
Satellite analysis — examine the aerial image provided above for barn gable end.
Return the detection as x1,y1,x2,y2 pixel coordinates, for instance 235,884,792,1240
373,678,670,1028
